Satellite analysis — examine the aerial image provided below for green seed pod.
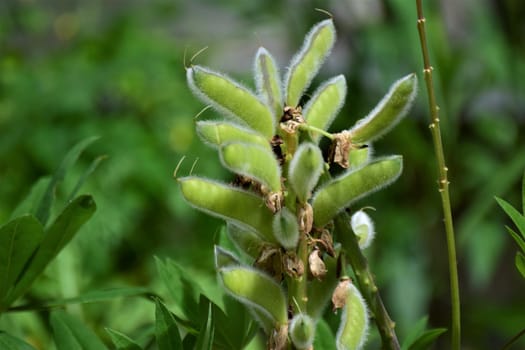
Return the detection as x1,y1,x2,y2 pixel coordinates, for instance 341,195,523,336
351,210,375,249
272,207,299,250
254,47,283,121
178,177,275,241
285,19,336,107
312,156,403,227
288,143,324,203
214,245,241,269
196,121,271,151
303,75,347,143
289,314,315,349
219,142,281,193
335,281,369,350
187,65,275,139
226,222,269,260
219,266,288,326
348,146,371,170
349,74,417,144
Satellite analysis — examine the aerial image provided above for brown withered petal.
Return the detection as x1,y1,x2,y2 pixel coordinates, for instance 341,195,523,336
332,277,351,311
308,248,327,280
298,203,314,234
319,229,336,257
255,246,283,281
265,191,284,213
330,130,352,168
284,251,305,278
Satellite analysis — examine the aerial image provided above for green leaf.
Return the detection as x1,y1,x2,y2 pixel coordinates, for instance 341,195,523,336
522,170,525,214
195,298,214,350
401,316,429,350
6,287,152,312
408,328,447,350
35,136,99,225
218,266,287,326
506,227,525,254
285,19,336,107
313,156,403,227
10,177,51,219
313,318,336,350
516,252,525,278
254,47,283,121
6,195,96,306
349,74,417,144
155,299,183,350
50,310,108,350
496,196,525,239
155,257,200,326
211,296,258,350
178,177,275,241
187,66,275,139
67,154,107,202
0,215,43,307
105,328,142,350
0,332,37,350
219,142,281,193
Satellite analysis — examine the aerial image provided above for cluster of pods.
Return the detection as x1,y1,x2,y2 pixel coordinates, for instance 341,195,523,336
179,18,417,350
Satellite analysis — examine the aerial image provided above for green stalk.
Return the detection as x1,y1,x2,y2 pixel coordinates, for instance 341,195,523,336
335,213,400,350
415,1,461,349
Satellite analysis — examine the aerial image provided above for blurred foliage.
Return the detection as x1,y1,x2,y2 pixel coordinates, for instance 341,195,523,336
0,0,524,349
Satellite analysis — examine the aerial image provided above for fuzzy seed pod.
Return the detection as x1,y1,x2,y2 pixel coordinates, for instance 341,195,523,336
334,280,369,350
349,74,417,144
312,156,403,227
254,47,283,121
196,121,271,151
226,222,269,260
351,210,375,249
214,245,241,269
289,314,315,349
288,143,324,203
285,19,336,107
272,208,300,250
187,65,275,139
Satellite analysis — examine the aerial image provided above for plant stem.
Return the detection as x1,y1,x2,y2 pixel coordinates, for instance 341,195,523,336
335,213,400,350
415,1,461,349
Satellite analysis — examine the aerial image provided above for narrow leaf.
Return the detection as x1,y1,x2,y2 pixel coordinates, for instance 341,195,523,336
408,328,447,350
105,328,142,350
285,19,336,107
0,332,37,350
0,215,43,306
35,136,99,225
313,319,337,350
10,177,51,219
219,142,281,193
516,252,525,278
505,227,525,253
195,298,214,350
7,195,96,306
178,177,275,241
349,74,417,144
155,299,183,350
254,47,283,121
313,156,403,227
67,155,107,202
187,66,275,139
496,197,525,239
51,310,108,350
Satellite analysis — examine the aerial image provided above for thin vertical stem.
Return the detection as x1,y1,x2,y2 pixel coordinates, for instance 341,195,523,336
415,1,461,349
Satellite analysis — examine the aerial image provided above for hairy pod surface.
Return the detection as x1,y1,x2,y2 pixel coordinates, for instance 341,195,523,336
348,146,371,170
218,266,288,326
284,19,336,107
226,223,269,260
312,156,403,227
289,314,315,349
254,47,283,121
196,121,271,151
219,142,281,193
289,143,324,203
303,75,347,143
336,282,369,350
351,210,375,249
187,65,275,139
214,245,242,269
178,177,275,241
272,207,300,249
349,74,417,144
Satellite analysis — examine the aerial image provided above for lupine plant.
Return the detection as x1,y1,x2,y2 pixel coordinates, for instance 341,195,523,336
178,18,419,349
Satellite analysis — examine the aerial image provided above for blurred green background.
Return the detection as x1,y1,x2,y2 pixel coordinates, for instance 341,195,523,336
1,0,524,349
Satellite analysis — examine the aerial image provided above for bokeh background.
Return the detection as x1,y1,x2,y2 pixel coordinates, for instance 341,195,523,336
1,0,524,349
